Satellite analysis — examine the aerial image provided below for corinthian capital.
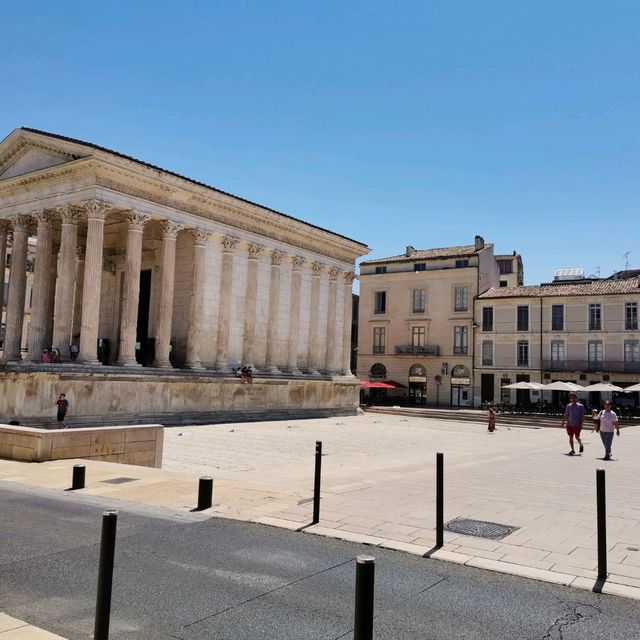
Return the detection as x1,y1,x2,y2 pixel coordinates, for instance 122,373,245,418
328,266,340,280
343,271,357,285
291,256,306,270
271,249,286,266
247,242,264,258
311,261,324,275
80,199,111,221
220,235,239,251
10,214,32,234
125,210,151,231
159,220,184,239
56,205,83,225
189,227,212,246
32,209,55,228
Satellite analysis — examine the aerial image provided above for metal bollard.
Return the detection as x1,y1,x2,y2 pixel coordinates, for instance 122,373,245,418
72,464,86,490
94,510,118,640
436,452,444,548
312,441,322,524
353,555,375,640
597,468,607,581
197,476,213,511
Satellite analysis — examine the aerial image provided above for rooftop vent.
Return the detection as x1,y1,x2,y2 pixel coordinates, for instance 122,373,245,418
405,245,416,257
553,267,584,281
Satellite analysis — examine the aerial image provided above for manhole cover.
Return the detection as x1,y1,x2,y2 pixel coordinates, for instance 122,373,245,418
101,477,139,485
445,517,518,540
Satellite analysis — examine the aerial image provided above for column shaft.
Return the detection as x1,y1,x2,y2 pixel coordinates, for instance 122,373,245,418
2,216,31,361
214,236,238,371
305,262,323,374
286,257,305,373
323,268,339,373
185,228,211,369
242,243,263,366
341,272,356,375
0,221,10,350
44,242,59,350
71,247,85,345
52,207,81,359
78,201,110,364
117,212,149,366
265,250,285,372
154,221,182,368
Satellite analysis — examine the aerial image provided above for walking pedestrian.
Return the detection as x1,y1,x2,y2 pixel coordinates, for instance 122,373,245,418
561,392,585,455
597,401,620,460
487,407,496,432
55,394,69,429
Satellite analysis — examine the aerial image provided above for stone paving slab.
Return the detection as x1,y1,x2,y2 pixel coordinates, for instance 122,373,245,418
0,613,67,638
2,412,640,601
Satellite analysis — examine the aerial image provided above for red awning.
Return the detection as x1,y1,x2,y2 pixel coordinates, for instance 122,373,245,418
360,380,398,389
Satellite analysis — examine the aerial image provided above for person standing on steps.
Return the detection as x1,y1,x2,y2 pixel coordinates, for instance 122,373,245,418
55,394,69,429
597,401,620,460
561,392,585,455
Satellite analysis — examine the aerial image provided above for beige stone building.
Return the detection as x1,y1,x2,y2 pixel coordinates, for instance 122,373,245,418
357,237,500,407
475,277,640,408
0,128,369,424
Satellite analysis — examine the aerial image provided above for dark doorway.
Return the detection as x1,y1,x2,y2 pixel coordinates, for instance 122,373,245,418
515,374,530,407
481,374,495,404
137,270,153,365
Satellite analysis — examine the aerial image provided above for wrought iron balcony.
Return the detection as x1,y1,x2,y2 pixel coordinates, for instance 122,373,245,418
395,344,440,356
542,359,640,373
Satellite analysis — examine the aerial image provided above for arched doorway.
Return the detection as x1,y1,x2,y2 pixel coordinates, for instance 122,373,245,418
366,363,388,405
408,364,427,405
370,363,387,380
450,364,471,407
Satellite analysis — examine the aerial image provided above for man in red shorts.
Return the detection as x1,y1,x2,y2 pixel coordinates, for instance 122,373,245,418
561,392,585,455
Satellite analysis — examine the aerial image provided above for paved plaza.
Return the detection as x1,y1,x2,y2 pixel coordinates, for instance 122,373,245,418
1,411,640,602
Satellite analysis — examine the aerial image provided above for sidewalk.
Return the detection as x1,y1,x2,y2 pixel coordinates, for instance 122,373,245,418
0,613,67,639
2,412,640,601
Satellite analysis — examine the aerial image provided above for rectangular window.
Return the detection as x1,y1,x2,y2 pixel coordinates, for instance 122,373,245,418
551,305,564,331
624,340,639,362
550,340,565,361
455,259,469,268
372,327,386,354
454,286,469,312
481,340,493,366
625,302,638,330
588,340,603,363
453,326,468,355
482,307,493,331
411,326,425,347
412,289,426,313
517,340,529,366
374,291,386,314
414,263,426,272
589,303,601,330
497,259,513,274
375,266,387,274
517,305,529,331
499,280,508,288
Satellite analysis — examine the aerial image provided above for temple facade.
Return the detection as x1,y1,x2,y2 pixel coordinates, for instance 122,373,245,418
0,128,369,424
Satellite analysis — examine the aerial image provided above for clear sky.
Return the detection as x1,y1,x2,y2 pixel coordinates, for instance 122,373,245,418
2,1,638,284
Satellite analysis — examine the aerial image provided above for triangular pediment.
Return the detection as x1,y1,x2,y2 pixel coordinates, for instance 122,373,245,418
0,129,91,181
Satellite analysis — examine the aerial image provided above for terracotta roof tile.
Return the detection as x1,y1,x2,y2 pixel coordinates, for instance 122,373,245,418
479,278,640,299
361,243,491,265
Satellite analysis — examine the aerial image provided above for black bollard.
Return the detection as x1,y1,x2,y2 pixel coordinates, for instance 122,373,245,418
353,555,375,640
597,468,607,581
436,452,444,548
72,464,86,490
197,476,213,511
94,510,118,640
312,441,322,524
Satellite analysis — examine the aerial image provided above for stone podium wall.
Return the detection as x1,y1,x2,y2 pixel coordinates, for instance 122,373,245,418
0,371,360,426
0,423,163,467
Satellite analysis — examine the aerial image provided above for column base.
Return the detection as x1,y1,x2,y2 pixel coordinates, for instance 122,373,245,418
185,361,205,370
266,365,281,374
78,358,102,366
154,359,173,369
288,366,302,375
116,359,142,367
215,362,234,373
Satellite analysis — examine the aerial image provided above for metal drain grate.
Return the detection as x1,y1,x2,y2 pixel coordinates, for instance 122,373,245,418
101,477,139,485
445,517,519,540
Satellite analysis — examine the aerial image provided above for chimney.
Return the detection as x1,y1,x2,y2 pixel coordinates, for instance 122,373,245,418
405,245,416,257
474,235,484,251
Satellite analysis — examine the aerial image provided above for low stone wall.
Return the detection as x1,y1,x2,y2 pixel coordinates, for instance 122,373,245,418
0,371,359,426
0,424,164,467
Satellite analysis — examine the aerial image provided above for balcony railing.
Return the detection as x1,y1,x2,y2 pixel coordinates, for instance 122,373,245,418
542,359,640,373
395,344,440,356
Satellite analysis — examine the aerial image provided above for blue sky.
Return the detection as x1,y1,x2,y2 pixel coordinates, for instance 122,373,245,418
2,1,638,284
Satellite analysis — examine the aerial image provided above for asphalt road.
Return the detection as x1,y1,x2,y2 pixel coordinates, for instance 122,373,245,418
0,482,639,640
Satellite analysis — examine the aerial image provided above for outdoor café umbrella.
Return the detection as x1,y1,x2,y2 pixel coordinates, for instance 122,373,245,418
580,382,623,392
539,381,584,392
501,381,537,389
623,383,640,393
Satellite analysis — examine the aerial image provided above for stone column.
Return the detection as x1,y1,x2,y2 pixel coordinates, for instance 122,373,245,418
154,220,183,368
242,242,263,367
286,256,305,374
71,246,85,343
305,261,323,374
185,228,211,369
27,210,55,360
265,249,285,373
1,215,31,361
116,211,150,366
215,235,239,371
44,241,60,350
78,200,111,365
323,267,340,373
52,206,82,359
341,272,356,375
0,220,9,319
